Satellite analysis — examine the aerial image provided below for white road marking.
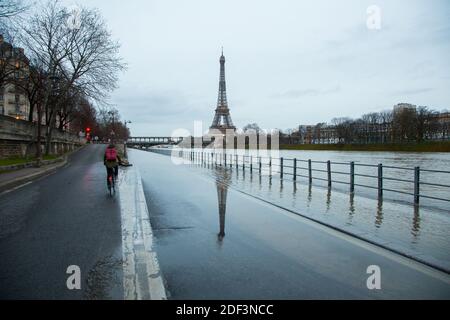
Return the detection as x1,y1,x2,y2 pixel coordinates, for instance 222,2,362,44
0,181,33,196
118,166,167,300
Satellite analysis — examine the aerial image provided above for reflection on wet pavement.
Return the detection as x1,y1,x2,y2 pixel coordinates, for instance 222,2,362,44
192,158,450,272
214,168,230,242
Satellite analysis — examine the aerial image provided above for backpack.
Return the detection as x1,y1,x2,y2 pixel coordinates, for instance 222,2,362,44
105,148,117,161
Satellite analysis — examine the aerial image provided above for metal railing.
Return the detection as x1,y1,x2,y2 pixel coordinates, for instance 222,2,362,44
171,149,450,206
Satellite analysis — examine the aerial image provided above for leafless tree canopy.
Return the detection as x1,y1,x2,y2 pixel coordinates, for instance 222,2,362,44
0,0,27,19
5,0,127,154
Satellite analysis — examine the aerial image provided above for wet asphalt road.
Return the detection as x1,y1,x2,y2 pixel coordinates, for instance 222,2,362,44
1,145,449,300
131,149,450,300
0,145,123,300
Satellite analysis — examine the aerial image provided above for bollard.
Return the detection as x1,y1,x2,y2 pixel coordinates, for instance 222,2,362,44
350,162,355,193
414,167,420,205
293,158,297,182
243,155,245,171
250,156,253,173
280,157,284,179
235,154,238,170
327,161,332,188
378,164,383,198
308,159,312,184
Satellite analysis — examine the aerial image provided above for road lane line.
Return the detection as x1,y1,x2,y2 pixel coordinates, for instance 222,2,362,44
0,181,33,196
119,166,167,300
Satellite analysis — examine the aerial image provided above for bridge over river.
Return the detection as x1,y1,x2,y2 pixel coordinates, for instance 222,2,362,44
127,136,184,148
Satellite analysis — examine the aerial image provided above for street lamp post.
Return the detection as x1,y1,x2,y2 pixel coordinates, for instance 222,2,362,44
108,111,116,143
124,120,132,158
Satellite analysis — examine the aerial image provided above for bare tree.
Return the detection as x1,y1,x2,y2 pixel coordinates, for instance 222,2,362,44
0,0,28,19
243,123,261,134
21,0,126,154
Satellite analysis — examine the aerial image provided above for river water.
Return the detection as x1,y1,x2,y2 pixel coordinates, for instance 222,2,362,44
181,148,450,211
148,147,450,272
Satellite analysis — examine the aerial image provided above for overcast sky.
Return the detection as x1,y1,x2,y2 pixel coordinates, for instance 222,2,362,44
65,0,450,136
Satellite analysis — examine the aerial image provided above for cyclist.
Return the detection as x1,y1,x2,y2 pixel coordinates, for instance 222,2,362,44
104,144,121,185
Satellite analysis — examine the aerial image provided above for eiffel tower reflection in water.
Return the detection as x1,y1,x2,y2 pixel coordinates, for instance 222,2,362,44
214,167,231,243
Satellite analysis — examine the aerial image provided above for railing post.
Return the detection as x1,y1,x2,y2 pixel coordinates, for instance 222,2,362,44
293,158,297,182
242,155,245,171
378,164,383,198
414,167,420,205
327,160,332,188
308,159,312,184
250,156,253,173
280,157,284,179
269,157,272,177
224,152,227,167
235,154,238,170
350,162,355,193
259,157,262,175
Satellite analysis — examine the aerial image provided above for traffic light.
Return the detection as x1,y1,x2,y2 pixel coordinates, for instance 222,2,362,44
86,127,91,133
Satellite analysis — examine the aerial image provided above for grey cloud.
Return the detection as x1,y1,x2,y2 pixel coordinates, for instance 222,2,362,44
391,88,434,96
272,86,341,99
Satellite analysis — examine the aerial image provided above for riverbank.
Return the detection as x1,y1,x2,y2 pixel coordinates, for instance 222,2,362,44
280,141,450,152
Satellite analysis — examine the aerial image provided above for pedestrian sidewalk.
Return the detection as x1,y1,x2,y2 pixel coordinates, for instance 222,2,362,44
0,159,67,193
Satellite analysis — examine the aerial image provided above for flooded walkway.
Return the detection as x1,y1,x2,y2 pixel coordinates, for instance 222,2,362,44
130,149,450,299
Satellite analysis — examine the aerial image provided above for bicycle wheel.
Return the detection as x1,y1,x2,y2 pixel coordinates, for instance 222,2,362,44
108,175,113,196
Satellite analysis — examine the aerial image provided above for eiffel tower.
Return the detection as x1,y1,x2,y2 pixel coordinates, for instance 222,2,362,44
209,49,236,134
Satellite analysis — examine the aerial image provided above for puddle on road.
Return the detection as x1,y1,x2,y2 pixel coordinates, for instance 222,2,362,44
84,256,123,300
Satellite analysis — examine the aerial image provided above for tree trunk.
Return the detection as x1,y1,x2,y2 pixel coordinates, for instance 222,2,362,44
28,103,35,122
45,115,56,155
36,106,42,165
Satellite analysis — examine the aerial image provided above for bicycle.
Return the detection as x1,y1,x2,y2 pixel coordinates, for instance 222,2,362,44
107,167,116,196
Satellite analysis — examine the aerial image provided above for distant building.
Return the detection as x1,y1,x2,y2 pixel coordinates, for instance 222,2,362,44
393,103,417,114
0,34,30,120
298,125,314,144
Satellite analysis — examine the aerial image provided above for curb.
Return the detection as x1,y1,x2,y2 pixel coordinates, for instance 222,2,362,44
119,165,167,300
0,146,87,194
0,158,68,194
0,157,64,172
